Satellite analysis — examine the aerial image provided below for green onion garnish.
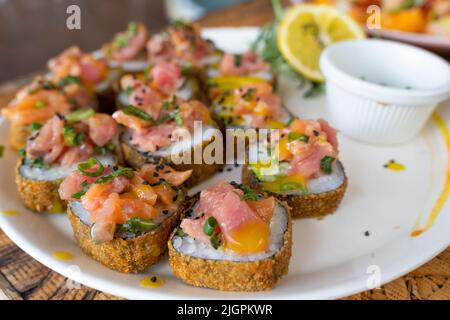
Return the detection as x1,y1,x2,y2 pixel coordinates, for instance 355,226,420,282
30,122,42,131
320,156,335,174
18,148,26,157
95,167,134,184
118,217,156,234
35,100,45,109
95,140,116,156
123,86,134,97
181,61,192,76
234,54,242,67
175,114,184,126
71,180,90,199
175,227,187,237
128,21,138,35
210,234,221,250
203,216,218,236
58,75,81,87
288,132,309,143
162,101,170,111
115,34,128,49
63,125,84,147
77,157,104,177
42,80,55,90
280,182,305,192
65,108,95,122
122,105,153,122
242,88,255,101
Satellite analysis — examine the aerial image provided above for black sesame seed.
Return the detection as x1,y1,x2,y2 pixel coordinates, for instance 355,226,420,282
162,210,168,215
226,167,232,172
150,276,157,282
364,231,370,237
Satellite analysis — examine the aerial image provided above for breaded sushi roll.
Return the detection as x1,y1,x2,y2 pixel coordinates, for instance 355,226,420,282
168,180,292,291
59,161,192,273
113,98,223,187
16,111,120,213
242,118,347,219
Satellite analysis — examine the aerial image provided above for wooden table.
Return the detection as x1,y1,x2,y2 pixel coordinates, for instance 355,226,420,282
1,0,450,300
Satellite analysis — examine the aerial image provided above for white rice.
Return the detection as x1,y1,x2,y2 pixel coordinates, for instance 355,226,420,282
306,162,346,194
19,154,117,181
172,202,288,262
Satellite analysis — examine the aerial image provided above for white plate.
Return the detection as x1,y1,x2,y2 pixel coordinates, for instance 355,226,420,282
1,28,450,300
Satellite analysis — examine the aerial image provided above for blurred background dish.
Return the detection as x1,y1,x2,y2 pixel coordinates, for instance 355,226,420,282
304,0,450,55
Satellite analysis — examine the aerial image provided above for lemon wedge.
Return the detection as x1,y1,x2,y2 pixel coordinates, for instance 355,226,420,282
278,4,365,82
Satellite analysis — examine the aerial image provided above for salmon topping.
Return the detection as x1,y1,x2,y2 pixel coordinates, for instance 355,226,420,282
113,99,214,152
25,113,118,167
219,51,270,77
216,83,285,129
180,181,273,255
146,22,215,65
48,46,108,85
59,163,191,243
106,22,148,63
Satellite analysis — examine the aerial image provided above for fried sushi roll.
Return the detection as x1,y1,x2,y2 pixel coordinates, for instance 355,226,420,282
242,117,347,219
59,162,192,273
114,99,223,187
168,180,291,291
16,111,120,213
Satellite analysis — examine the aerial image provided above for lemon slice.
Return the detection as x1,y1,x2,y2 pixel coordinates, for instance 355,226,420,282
278,4,365,82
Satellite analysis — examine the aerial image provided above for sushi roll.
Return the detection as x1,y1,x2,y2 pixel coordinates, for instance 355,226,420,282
211,82,291,130
59,162,192,273
1,75,96,149
16,111,120,213
101,22,150,73
113,99,223,187
47,46,121,113
242,118,347,219
116,61,204,109
168,180,292,291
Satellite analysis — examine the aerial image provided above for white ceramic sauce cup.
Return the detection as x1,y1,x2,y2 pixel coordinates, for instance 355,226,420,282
320,39,450,145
